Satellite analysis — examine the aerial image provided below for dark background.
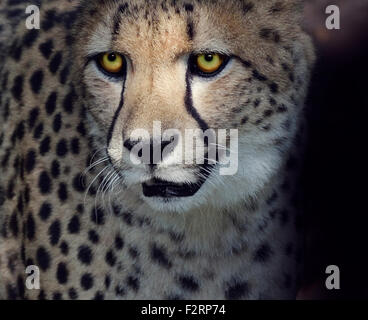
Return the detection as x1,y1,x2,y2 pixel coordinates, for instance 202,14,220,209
301,0,368,299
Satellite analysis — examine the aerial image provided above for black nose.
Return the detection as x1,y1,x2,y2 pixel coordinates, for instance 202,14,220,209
123,135,178,165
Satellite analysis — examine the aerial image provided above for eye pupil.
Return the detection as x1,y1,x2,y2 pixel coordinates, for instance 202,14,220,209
108,53,116,62
204,54,213,62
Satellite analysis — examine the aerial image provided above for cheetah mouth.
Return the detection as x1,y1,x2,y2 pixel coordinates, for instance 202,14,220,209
142,178,205,198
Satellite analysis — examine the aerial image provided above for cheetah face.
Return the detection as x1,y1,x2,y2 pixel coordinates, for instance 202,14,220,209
76,0,313,213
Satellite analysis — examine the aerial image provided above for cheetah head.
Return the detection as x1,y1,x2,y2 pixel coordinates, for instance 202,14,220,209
74,0,314,213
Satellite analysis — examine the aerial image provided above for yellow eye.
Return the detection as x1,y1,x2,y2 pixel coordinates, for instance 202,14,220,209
196,53,224,74
99,52,124,74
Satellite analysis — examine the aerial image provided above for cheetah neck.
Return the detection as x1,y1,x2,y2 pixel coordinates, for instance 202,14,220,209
111,167,293,257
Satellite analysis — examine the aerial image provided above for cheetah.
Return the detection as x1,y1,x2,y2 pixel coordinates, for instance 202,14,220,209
0,0,315,300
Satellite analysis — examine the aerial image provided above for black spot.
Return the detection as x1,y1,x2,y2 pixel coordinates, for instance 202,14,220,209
11,75,24,100
269,97,277,106
59,66,70,84
17,275,25,299
277,104,288,113
6,284,17,300
39,39,54,59
78,245,93,265
70,138,80,154
39,202,52,221
68,215,80,234
128,247,139,259
51,160,60,178
77,204,84,214
80,273,94,291
115,285,125,296
42,9,56,31
17,196,24,215
9,211,18,237
56,262,69,284
225,280,249,300
39,136,51,155
241,116,249,125
9,40,22,61
6,8,23,18
30,70,43,94
105,275,111,289
16,120,25,140
52,292,62,300
7,180,15,199
45,91,57,115
260,28,281,43
269,82,279,93
60,241,69,255
263,109,274,118
115,235,124,250
33,123,44,140
56,139,68,157
48,220,61,246
178,275,199,292
242,2,254,14
23,29,39,47
122,211,133,226
105,249,116,267
127,276,139,291
151,243,172,269
53,113,62,133
253,243,273,263
28,107,39,129
36,247,51,271
58,183,68,202
63,88,76,114
91,208,105,225
38,171,52,194
68,288,78,300
26,213,35,240
94,292,104,300
88,230,99,244
49,52,63,74
77,121,86,136
73,174,85,193
0,186,5,207
38,290,46,300
184,3,193,12
25,150,36,173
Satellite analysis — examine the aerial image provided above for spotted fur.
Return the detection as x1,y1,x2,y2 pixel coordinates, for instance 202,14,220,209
0,0,314,300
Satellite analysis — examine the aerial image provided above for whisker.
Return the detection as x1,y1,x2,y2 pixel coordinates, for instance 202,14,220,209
84,165,109,207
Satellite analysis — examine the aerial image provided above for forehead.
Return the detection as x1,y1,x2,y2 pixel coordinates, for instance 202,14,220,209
83,0,248,59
